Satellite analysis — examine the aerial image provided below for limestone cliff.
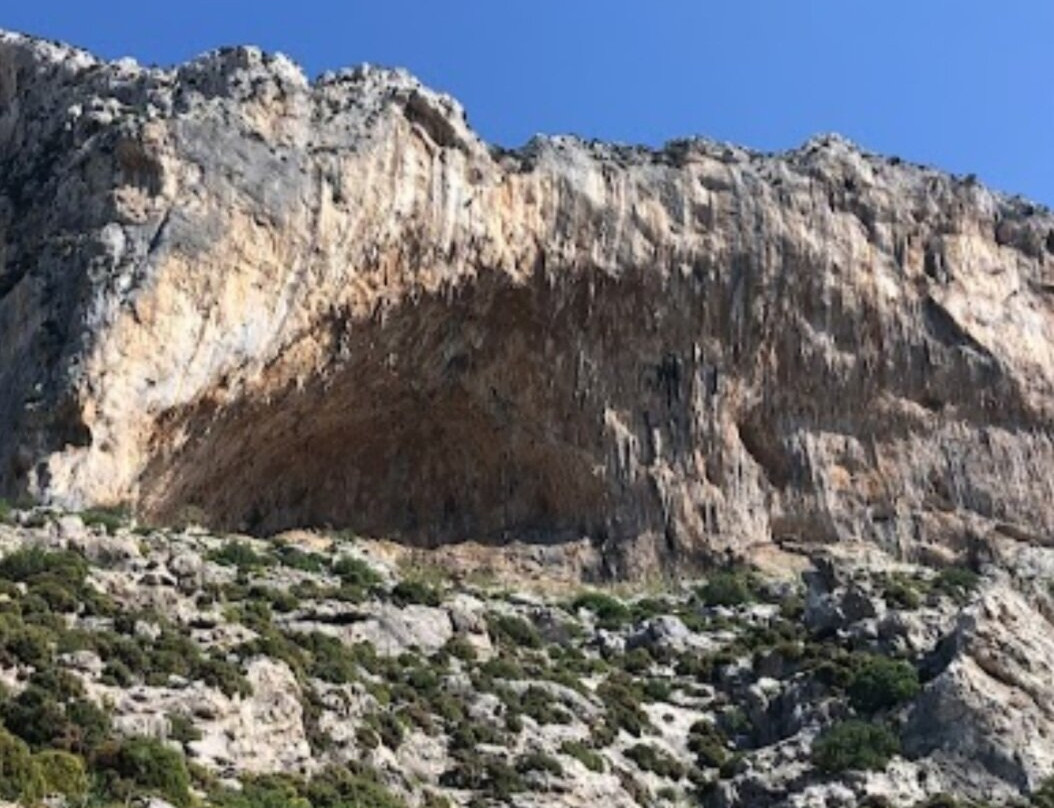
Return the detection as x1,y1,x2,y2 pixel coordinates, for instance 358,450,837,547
2,31,1054,572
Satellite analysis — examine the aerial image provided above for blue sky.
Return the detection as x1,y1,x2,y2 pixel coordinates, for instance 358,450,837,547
6,2,1052,205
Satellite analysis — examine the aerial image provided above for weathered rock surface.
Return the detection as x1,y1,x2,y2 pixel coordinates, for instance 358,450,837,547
0,506,1050,807
2,31,1054,572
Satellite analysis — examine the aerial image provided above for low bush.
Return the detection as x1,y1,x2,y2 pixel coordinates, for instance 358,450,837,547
208,541,271,571
1032,776,1054,808
0,728,44,802
443,635,477,662
515,685,571,725
571,591,631,628
698,570,756,607
167,713,202,745
848,655,920,713
303,764,407,808
596,673,651,737
297,631,360,685
0,547,88,590
516,750,563,777
80,507,129,535
34,749,88,799
911,795,964,808
624,743,686,780
390,580,441,607
487,614,542,649
560,740,604,772
271,543,328,574
363,711,404,750
934,567,980,603
621,647,654,675
811,720,900,773
440,754,524,800
687,720,728,768
331,556,382,590
210,774,311,808
881,574,922,610
92,736,192,807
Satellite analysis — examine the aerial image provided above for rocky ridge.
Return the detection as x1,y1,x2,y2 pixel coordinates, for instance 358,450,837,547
1,32,1054,571
0,504,1048,807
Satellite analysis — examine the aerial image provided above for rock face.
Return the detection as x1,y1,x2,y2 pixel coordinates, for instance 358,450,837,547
2,31,1054,571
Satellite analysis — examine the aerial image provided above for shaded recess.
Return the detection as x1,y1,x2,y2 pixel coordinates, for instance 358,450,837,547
135,243,1034,551
139,265,704,545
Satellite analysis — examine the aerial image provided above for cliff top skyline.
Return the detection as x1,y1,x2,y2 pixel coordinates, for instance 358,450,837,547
3,0,1051,206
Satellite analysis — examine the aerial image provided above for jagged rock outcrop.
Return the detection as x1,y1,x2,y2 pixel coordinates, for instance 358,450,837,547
2,31,1054,572
1,505,1052,807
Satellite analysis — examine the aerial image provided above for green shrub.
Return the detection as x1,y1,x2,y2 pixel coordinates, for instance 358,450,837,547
643,678,673,702
440,754,524,799
297,631,360,684
249,585,300,613
390,580,441,607
560,740,604,772
167,713,202,745
912,795,963,808
14,627,63,668
209,541,271,571
34,749,88,799
688,720,728,768
596,674,651,737
2,685,69,747
698,570,756,607
0,547,88,589
487,614,541,649
674,651,714,682
210,774,312,808
882,574,922,610
1033,776,1054,808
197,656,253,698
93,736,192,806
516,685,571,725
848,656,920,713
355,725,379,750
811,720,900,773
63,698,113,754
332,556,382,590
572,591,631,628
624,743,685,780
0,728,45,802
80,506,129,535
0,501,10,524
479,655,524,681
213,767,404,808
446,719,503,754
1028,775,1054,808
621,647,654,675
443,635,477,662
934,567,980,603
516,750,563,777
363,711,404,750
272,544,328,574
303,764,407,808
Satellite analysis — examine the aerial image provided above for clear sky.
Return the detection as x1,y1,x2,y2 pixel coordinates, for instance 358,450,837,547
4,1,1052,205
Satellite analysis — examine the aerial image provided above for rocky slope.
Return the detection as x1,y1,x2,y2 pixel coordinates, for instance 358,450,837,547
2,31,1054,572
0,504,1049,808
